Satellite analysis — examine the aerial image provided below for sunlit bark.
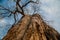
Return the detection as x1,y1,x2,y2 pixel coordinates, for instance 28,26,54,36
3,14,60,40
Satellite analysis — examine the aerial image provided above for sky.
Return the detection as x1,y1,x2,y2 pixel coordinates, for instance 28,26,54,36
40,0,60,33
0,0,60,39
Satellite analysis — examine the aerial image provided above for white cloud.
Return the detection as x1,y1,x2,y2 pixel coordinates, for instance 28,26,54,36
40,0,50,3
40,0,60,33
0,18,7,27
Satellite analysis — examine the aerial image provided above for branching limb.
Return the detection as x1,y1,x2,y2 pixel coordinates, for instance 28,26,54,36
14,14,16,24
0,5,18,20
0,5,15,17
0,0,39,24
22,0,38,8
15,0,38,16
16,0,25,16
0,5,13,13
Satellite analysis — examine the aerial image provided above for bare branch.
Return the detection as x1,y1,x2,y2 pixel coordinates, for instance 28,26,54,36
0,5,15,17
16,0,25,16
0,5,13,13
22,0,38,8
14,14,16,24
15,0,38,16
0,0,39,24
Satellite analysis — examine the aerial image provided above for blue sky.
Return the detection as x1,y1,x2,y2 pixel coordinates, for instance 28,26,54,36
0,0,60,39
40,0,60,32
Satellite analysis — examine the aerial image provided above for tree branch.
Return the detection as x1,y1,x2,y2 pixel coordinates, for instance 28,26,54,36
0,5,13,13
16,0,25,16
0,5,15,17
22,0,38,8
0,0,39,24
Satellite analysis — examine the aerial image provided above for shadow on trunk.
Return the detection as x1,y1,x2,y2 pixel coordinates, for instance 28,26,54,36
2,14,60,40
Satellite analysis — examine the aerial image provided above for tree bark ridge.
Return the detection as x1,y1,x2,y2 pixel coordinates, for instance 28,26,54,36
2,14,60,40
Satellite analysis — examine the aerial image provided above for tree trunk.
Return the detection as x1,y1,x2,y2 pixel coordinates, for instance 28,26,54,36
2,14,60,40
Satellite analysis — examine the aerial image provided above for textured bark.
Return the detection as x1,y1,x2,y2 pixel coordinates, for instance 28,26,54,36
2,14,60,40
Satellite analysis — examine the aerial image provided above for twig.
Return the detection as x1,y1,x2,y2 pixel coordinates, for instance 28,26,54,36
0,5,13,13
22,1,38,8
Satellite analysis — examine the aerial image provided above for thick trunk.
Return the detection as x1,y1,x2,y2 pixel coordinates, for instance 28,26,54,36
2,14,60,40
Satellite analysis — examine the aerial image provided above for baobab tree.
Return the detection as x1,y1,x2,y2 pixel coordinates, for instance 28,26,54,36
0,0,60,40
